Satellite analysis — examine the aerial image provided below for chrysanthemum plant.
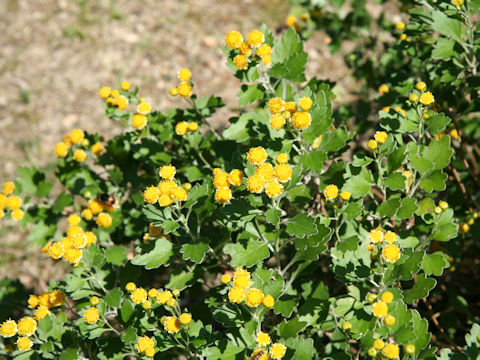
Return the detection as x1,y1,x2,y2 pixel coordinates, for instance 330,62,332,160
1,22,479,360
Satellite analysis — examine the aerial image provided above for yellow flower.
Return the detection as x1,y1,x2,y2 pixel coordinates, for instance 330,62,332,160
228,287,246,303
367,139,378,150
247,29,264,47
163,316,181,334
98,86,111,99
169,87,178,96
323,184,338,200
378,84,389,94
221,274,232,284
270,343,287,359
116,95,129,110
385,314,396,326
270,113,286,130
409,93,419,103
12,209,24,221
166,298,177,307
158,194,173,207
383,344,400,359
215,188,232,203
228,169,244,187
160,164,176,180
291,111,312,130
369,229,383,243
70,129,85,144
132,113,148,130
121,81,130,91
245,288,264,307
273,164,292,183
81,208,93,221
60,237,74,251
373,339,385,350
416,81,427,91
247,146,268,166
268,98,285,114
246,175,266,193
28,295,39,309
213,171,230,188
233,55,249,70
439,201,448,210
395,21,405,30
38,293,52,308
340,191,351,201
179,313,192,325
126,282,136,292
7,195,22,210
233,268,251,288
48,242,64,260
450,129,459,139
2,181,15,195
67,214,80,226
0,319,17,337
286,15,297,27
374,131,388,144
381,291,394,304
299,96,313,111
172,187,187,201
34,306,50,320
251,349,268,360
96,212,112,227
256,44,272,58
177,82,193,97
225,31,243,49
276,153,288,164
88,199,104,214
460,222,470,233
131,287,148,304
157,290,173,304
380,231,395,245
239,41,252,56
137,102,152,115
136,335,155,353
16,336,33,351
64,248,83,264
256,332,271,346
16,317,37,336
263,295,275,307
256,163,274,181
188,122,198,132
0,193,7,210
178,68,192,82
452,0,464,7
382,244,401,263
73,149,87,162
420,92,434,105
265,180,283,198
372,301,388,317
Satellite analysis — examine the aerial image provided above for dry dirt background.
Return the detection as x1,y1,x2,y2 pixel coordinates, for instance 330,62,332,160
0,0,372,291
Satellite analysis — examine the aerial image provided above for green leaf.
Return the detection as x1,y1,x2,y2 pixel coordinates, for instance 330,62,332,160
432,208,458,242
265,208,281,226
397,198,418,219
423,136,453,171
387,145,407,173
279,318,307,339
416,198,435,216
274,296,297,317
421,252,450,276
121,327,138,344
419,171,447,192
166,270,196,291
384,173,405,190
105,246,127,267
299,150,327,174
431,11,464,44
104,288,123,308
426,113,451,135
343,201,363,220
184,182,210,208
269,28,307,82
181,242,210,264
397,236,419,248
286,213,318,238
120,300,135,322
377,197,401,217
432,38,457,60
53,192,73,213
202,340,244,360
223,239,270,267
403,274,436,304
343,168,373,198
285,337,315,360
131,238,175,269
238,84,264,106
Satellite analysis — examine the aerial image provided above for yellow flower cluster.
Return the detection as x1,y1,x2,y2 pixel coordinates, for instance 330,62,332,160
175,121,198,135
143,223,171,244
54,128,103,161
367,228,401,263
225,29,272,70
23,290,65,326
213,168,244,203
169,67,193,98
0,181,25,221
251,335,287,360
371,291,396,329
99,84,131,111
224,268,275,308
369,338,400,359
136,335,157,358
367,131,388,151
43,224,97,265
143,164,188,207
323,184,351,202
245,148,293,198
0,315,39,352
267,97,313,131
